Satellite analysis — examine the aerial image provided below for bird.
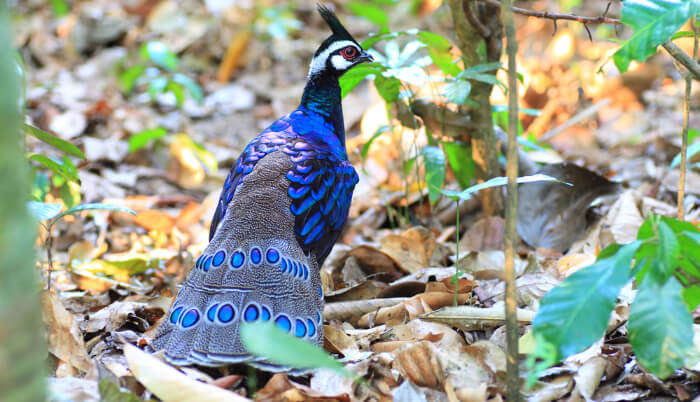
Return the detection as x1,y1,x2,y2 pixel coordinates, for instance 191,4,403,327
151,4,373,371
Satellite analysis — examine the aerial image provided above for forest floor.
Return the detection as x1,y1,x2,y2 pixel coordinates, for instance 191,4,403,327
18,0,700,401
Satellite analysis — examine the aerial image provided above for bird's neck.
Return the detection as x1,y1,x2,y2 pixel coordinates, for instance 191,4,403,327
300,72,345,145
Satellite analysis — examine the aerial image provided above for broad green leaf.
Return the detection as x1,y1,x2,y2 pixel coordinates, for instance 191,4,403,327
24,124,86,160
459,71,505,91
27,153,80,182
682,285,700,311
439,174,571,201
613,0,696,73
118,65,146,93
240,321,353,377
172,73,203,102
417,31,451,51
670,141,700,168
422,146,446,204
340,63,382,97
30,171,50,202
361,125,391,160
27,201,61,221
443,141,475,188
654,220,680,281
50,203,136,227
533,242,641,360
347,1,388,26
129,127,168,153
428,47,461,77
374,74,401,103
443,80,471,104
140,41,178,71
629,275,693,378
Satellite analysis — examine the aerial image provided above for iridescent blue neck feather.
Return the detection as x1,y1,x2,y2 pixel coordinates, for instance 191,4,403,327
299,72,344,147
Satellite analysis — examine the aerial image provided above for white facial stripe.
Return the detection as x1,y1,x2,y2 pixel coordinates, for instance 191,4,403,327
308,40,360,76
330,55,353,71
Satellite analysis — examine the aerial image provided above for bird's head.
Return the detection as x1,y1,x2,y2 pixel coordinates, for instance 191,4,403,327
308,4,374,79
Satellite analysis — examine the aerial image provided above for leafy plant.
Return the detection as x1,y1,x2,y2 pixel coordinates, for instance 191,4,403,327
118,41,203,107
531,215,700,380
240,321,355,378
613,0,698,73
29,202,136,290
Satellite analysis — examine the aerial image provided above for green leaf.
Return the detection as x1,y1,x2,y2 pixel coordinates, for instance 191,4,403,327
439,174,571,201
613,0,696,73
166,80,185,106
422,146,446,204
128,127,168,153
654,220,680,281
340,63,382,97
417,31,451,51
347,1,388,26
671,30,697,40
24,124,86,160
140,41,178,71
443,80,471,104
670,141,700,168
50,0,70,17
27,201,61,221
443,141,475,188
240,321,354,377
147,76,168,100
463,62,502,74
459,71,505,91
27,153,80,182
428,47,461,77
629,275,693,379
98,379,142,402
682,285,700,311
361,125,391,160
118,65,146,93
533,242,642,360
50,203,136,227
172,73,203,102
374,74,401,103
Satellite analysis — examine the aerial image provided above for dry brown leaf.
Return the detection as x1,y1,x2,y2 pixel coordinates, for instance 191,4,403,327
217,29,252,83
394,341,444,388
558,253,596,276
379,227,436,273
123,343,249,402
323,325,356,356
571,356,607,402
525,375,574,402
257,373,351,402
41,291,95,375
599,190,644,247
420,304,535,332
459,216,504,252
175,201,206,230
134,209,176,233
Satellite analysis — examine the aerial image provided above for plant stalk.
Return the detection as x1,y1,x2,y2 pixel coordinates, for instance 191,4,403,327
678,21,698,220
501,0,520,400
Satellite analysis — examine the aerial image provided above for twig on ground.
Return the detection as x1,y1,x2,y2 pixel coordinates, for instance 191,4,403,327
539,99,611,142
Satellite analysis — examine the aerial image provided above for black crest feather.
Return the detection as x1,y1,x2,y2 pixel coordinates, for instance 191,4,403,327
316,3,357,44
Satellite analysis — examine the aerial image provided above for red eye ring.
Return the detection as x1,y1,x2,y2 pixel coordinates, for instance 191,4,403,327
341,46,357,60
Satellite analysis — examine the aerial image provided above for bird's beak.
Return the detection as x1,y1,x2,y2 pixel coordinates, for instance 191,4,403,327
357,51,374,63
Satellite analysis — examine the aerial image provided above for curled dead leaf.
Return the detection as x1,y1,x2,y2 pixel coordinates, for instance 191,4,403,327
123,343,249,402
394,341,444,388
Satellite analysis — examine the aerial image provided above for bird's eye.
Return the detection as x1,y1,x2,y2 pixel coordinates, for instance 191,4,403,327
340,46,358,60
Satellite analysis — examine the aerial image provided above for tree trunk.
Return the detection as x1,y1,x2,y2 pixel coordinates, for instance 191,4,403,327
447,0,504,216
